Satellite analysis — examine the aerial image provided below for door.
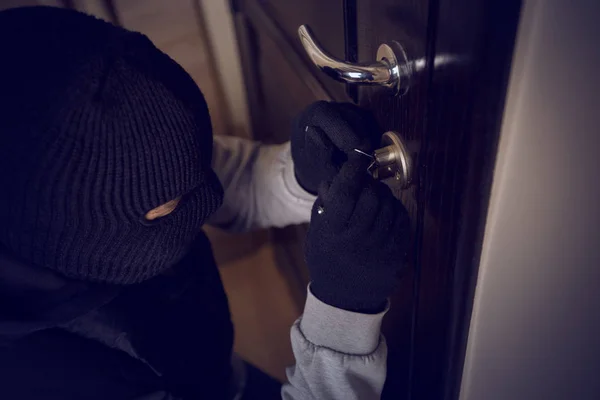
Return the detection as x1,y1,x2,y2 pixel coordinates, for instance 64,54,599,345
232,0,522,398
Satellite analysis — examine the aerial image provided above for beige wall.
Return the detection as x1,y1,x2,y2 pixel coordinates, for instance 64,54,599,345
198,0,251,138
460,1,600,399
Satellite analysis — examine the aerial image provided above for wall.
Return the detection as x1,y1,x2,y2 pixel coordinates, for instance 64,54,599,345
198,0,251,138
459,1,600,399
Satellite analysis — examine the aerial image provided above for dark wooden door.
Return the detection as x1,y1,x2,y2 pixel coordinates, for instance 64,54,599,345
233,0,522,398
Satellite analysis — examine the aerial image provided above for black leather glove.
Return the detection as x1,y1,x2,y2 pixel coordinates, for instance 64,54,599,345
306,156,410,314
291,101,381,194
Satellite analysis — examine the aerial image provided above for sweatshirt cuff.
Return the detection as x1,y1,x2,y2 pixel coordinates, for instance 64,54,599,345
282,143,317,206
299,285,388,355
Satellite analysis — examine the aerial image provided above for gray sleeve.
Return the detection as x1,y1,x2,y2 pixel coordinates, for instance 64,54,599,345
209,135,316,232
282,287,388,400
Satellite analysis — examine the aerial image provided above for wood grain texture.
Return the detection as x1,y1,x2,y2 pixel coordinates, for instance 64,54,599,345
258,0,347,101
416,2,522,399
356,1,432,397
357,1,521,398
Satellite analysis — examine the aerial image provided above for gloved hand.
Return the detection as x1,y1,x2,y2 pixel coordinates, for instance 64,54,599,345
291,101,381,194
306,156,410,314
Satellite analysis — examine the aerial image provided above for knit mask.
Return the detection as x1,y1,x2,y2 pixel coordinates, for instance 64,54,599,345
0,7,223,284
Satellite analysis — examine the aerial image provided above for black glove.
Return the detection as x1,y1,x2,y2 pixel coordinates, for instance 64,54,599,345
291,101,381,194
306,156,410,314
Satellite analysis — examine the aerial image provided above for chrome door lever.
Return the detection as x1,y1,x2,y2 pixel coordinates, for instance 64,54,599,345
298,25,412,95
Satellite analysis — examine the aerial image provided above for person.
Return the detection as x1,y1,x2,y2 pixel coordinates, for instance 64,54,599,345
0,6,410,400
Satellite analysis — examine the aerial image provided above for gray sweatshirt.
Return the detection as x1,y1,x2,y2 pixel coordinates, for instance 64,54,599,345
210,136,388,400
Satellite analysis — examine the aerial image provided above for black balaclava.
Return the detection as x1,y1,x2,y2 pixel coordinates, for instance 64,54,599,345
0,7,224,284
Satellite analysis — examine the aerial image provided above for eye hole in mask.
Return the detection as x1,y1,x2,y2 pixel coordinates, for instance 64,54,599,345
145,197,182,221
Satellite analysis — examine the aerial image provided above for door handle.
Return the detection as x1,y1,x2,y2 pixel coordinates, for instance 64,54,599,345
298,25,411,95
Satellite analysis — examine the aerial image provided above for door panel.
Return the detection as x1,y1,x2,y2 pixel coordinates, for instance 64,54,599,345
356,1,432,396
355,0,521,398
240,0,348,104
254,29,319,143
416,2,522,398
233,0,521,398
261,0,346,62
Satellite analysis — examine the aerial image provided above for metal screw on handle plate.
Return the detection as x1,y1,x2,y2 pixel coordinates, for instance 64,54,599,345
298,25,412,95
